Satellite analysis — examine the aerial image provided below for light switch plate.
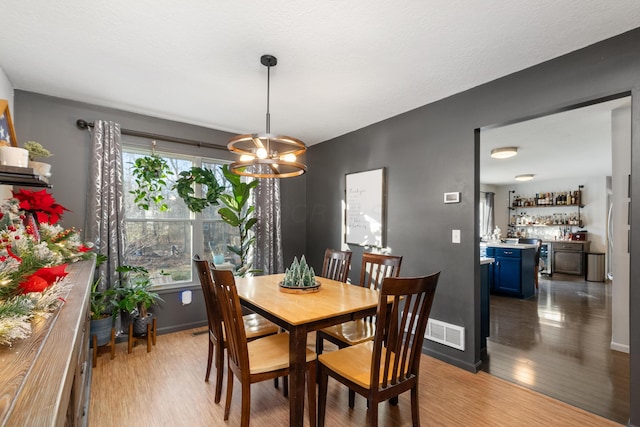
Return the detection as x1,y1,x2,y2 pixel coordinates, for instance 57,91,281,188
452,229,461,243
444,192,461,203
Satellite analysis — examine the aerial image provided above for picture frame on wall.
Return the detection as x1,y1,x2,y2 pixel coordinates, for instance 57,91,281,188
0,99,18,147
345,167,387,247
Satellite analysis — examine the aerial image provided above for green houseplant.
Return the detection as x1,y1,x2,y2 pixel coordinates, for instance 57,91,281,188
24,140,52,177
89,254,118,346
114,265,163,336
172,164,260,276
129,154,173,211
218,164,259,277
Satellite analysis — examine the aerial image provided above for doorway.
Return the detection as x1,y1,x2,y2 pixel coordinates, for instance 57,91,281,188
478,95,631,423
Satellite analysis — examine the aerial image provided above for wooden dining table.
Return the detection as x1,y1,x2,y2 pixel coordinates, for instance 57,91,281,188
234,273,382,427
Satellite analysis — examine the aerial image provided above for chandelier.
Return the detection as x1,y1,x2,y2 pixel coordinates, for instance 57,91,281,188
228,55,307,178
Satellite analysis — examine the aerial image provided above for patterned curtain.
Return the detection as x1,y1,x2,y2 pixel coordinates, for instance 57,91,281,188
83,120,125,291
253,172,284,275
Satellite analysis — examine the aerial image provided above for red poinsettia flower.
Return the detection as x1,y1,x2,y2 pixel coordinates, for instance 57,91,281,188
77,244,91,253
31,264,69,285
17,264,69,294
12,189,69,225
18,275,49,294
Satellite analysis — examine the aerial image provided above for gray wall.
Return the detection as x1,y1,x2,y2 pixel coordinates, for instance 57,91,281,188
12,91,304,335
304,28,640,425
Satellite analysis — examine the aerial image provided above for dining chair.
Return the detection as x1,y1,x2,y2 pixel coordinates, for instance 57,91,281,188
317,272,440,427
211,268,317,427
320,248,352,283
316,253,402,355
193,255,279,403
316,252,402,406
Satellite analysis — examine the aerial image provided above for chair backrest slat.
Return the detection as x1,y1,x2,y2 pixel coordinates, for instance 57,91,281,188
360,253,402,290
193,255,224,343
211,269,250,374
371,273,440,393
321,249,352,283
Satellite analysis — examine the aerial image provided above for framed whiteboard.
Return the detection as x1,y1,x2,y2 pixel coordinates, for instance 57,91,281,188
345,168,386,247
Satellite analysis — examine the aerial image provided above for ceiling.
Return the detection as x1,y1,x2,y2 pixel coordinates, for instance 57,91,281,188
1,1,640,147
480,96,631,185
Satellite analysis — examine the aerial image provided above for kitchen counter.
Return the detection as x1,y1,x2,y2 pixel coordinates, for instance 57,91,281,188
480,257,495,265
482,242,538,250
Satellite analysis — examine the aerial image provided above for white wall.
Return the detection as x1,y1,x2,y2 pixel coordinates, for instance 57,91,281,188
0,66,13,112
0,66,13,200
492,176,608,251
611,106,630,352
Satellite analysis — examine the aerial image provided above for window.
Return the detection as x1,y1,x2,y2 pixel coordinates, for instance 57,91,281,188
122,149,236,287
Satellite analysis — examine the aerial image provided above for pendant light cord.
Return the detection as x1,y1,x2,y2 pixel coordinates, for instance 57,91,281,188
265,63,271,134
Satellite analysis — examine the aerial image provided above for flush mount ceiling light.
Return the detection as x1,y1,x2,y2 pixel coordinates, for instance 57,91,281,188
515,174,535,181
490,147,518,159
228,54,307,178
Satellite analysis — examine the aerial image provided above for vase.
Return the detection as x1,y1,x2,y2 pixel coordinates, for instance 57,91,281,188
0,146,29,167
28,160,52,177
133,313,154,336
90,316,114,347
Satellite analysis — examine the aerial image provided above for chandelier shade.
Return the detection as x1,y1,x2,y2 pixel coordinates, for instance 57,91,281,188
228,55,307,178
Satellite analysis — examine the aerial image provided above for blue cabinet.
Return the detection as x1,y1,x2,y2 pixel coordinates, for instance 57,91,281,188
487,246,535,299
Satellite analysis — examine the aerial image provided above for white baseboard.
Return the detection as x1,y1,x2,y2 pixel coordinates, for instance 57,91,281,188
610,341,630,353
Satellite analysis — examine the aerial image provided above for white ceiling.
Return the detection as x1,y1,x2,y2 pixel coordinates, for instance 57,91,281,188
1,1,639,148
480,97,631,185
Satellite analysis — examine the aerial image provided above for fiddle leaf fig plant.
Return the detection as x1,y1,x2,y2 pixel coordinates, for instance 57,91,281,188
130,154,173,211
218,164,259,277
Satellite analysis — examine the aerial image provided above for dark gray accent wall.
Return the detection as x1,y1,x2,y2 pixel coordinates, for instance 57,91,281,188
305,28,640,425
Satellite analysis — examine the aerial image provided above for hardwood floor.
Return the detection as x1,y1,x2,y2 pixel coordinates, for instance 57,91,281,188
483,274,629,425
90,326,619,426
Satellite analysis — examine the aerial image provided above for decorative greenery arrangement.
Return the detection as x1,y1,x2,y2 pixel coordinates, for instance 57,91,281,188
113,264,163,319
24,141,52,161
281,256,317,288
0,190,94,346
173,166,225,213
218,164,259,277
129,154,174,211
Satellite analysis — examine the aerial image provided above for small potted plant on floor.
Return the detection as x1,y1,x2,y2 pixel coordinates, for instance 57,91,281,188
24,141,53,177
114,265,163,336
90,278,119,347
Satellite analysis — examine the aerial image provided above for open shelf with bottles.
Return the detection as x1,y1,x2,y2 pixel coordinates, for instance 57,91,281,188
507,185,585,233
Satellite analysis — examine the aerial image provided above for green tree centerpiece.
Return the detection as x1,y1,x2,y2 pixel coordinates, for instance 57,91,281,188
280,256,319,293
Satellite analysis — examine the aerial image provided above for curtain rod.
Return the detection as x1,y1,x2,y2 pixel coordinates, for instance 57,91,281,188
75,119,228,151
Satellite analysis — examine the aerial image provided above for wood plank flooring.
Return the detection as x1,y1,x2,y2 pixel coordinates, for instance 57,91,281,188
483,274,629,425
90,327,619,426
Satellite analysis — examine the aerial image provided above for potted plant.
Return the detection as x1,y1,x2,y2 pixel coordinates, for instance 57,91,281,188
24,141,52,177
89,254,118,347
129,154,173,211
114,265,163,336
217,164,259,277
89,278,119,346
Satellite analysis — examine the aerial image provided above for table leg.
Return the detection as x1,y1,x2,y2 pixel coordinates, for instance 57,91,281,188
289,325,308,427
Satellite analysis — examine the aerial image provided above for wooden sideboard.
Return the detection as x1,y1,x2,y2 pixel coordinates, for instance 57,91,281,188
0,259,95,426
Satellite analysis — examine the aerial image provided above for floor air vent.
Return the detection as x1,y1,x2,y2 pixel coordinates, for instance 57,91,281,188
425,319,465,351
